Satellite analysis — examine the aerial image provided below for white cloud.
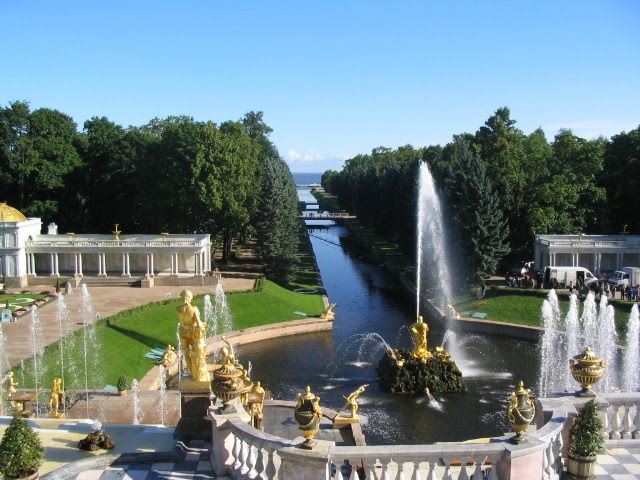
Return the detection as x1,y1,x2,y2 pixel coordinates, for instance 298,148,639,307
284,150,351,172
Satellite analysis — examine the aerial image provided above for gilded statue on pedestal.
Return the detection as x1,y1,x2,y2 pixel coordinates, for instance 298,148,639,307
410,315,432,359
338,384,368,420
177,289,209,382
48,377,64,418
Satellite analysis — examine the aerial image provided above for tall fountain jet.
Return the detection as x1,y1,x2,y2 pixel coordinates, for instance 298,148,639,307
416,161,453,317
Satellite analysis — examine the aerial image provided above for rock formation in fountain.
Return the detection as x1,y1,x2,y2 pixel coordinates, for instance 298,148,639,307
377,316,464,394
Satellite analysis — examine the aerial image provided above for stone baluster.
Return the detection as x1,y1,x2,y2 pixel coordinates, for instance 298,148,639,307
635,404,640,439
487,454,500,480
264,448,277,480
472,458,483,480
232,435,242,471
378,457,392,480
621,403,633,439
458,458,471,480
239,438,250,475
247,443,257,478
441,456,453,480
409,461,422,480
599,404,610,441
253,445,265,479
393,461,407,480
611,404,622,440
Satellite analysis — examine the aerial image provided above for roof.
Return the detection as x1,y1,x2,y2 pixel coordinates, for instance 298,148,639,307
0,203,27,222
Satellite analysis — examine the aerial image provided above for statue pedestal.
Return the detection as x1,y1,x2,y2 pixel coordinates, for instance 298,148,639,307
175,379,212,441
333,415,360,427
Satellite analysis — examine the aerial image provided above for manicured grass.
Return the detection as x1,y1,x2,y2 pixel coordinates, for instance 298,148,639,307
14,279,325,389
454,287,636,343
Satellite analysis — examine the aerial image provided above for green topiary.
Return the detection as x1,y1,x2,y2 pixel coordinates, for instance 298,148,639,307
568,399,605,457
0,414,44,478
117,374,128,392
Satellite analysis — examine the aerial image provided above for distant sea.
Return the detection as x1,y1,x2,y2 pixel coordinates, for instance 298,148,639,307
292,172,322,185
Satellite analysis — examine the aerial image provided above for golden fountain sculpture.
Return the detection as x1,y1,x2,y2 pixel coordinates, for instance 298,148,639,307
177,289,210,383
335,384,368,424
507,380,536,443
570,347,605,397
210,337,253,412
48,377,64,418
410,315,432,360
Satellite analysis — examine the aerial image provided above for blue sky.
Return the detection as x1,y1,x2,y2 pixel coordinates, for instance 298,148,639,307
1,1,639,172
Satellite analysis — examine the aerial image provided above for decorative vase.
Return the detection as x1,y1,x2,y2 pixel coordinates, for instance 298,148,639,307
566,453,597,480
211,362,252,412
507,380,536,443
570,347,605,397
294,386,322,449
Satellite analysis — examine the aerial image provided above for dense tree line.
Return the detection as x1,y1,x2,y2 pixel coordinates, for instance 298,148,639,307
323,107,640,285
0,101,300,284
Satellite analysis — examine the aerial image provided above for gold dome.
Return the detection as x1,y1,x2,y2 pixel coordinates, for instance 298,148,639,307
0,203,27,222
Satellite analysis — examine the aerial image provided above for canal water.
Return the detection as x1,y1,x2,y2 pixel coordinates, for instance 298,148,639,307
237,188,541,445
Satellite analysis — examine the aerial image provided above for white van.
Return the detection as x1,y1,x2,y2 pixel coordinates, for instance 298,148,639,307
543,266,598,289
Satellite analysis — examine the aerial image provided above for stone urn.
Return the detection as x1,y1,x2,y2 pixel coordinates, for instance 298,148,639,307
570,347,605,397
294,386,323,449
211,362,252,412
506,380,536,443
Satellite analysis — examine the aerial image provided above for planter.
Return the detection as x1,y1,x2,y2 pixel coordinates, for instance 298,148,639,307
118,390,126,396
566,454,597,480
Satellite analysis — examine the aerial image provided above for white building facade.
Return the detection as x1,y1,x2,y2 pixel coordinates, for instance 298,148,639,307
1,203,213,288
534,234,640,275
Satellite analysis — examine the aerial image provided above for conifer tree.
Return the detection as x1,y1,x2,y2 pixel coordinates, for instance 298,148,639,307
256,156,300,284
445,140,510,283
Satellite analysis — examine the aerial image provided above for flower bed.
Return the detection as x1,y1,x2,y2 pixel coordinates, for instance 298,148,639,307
0,291,58,320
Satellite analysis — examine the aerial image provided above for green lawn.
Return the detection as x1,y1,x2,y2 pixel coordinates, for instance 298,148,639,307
0,291,55,317
454,287,636,343
13,280,325,389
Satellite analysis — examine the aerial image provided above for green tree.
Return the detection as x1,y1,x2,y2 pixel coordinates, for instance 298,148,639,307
601,126,640,234
445,141,510,283
256,156,300,283
0,102,82,221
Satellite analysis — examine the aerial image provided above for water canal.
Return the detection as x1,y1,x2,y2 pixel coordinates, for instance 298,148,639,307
238,187,541,445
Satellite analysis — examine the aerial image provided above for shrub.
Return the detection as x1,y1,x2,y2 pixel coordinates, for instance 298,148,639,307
568,399,605,457
0,414,44,478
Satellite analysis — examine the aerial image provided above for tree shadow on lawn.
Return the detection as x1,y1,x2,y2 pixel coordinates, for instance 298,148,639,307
105,323,167,351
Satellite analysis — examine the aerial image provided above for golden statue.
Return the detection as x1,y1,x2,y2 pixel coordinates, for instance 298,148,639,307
220,336,237,366
190,315,210,382
320,303,337,320
159,345,177,367
177,289,209,381
338,384,368,420
445,304,461,319
48,377,64,418
247,381,266,430
410,315,432,359
7,372,18,408
6,371,18,394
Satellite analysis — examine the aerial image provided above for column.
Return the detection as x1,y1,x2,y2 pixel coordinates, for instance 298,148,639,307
78,253,83,277
125,253,130,276
102,253,107,277
31,253,37,276
150,253,154,277
53,253,59,276
97,253,103,276
25,253,31,275
146,254,150,277
595,253,601,274
50,253,56,276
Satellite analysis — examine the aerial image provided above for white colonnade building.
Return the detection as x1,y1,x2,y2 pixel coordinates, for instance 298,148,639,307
0,203,213,288
534,233,640,275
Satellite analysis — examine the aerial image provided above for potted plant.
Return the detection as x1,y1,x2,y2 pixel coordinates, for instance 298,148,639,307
566,399,604,480
0,414,44,480
117,374,128,396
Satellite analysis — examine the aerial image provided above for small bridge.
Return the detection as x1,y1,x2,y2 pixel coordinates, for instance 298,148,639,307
300,212,356,220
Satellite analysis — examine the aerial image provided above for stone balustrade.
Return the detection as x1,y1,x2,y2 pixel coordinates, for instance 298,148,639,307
596,393,640,443
208,395,589,480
